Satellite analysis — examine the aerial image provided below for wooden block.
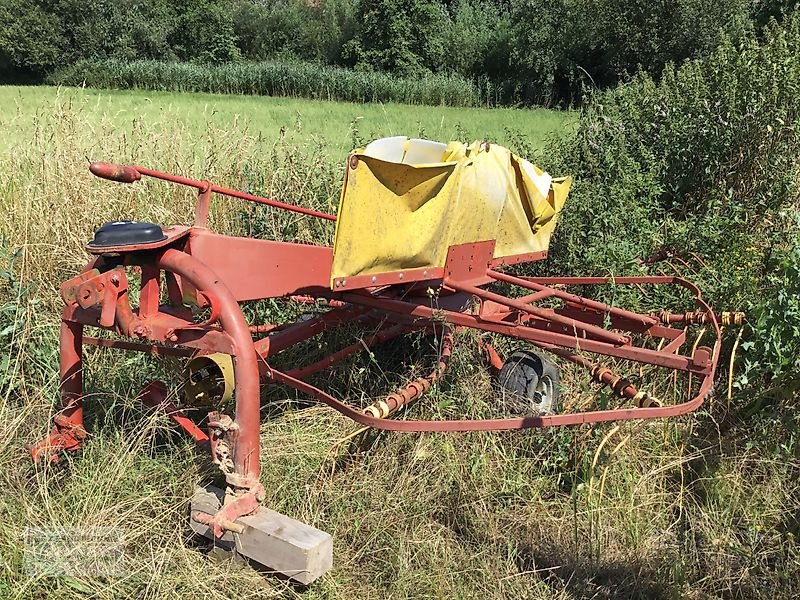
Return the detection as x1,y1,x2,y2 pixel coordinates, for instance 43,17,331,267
189,485,333,585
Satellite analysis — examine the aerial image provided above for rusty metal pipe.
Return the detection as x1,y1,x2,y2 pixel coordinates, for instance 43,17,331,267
89,162,336,221
288,295,348,308
157,249,261,488
82,336,194,357
446,278,629,346
28,318,87,463
59,319,84,420
490,270,659,328
532,341,641,401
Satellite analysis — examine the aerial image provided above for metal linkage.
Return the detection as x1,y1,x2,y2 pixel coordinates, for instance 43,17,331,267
363,327,454,418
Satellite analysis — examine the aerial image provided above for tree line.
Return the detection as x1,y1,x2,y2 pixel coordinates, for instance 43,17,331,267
0,0,791,105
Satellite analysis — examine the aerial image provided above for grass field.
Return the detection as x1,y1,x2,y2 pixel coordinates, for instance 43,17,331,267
0,85,796,599
0,86,570,157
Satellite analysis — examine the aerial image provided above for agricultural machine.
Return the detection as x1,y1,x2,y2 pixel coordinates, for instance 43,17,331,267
29,137,735,583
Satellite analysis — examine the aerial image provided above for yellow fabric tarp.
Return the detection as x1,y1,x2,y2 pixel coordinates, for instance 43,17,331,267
331,137,571,284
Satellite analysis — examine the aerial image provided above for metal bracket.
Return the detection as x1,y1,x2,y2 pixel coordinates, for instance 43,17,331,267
443,240,495,286
61,267,128,328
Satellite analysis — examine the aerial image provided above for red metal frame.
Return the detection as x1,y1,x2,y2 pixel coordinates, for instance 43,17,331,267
29,162,730,537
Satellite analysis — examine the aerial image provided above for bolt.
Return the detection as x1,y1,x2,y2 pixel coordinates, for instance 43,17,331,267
398,273,404,280
110,274,119,285
371,276,377,283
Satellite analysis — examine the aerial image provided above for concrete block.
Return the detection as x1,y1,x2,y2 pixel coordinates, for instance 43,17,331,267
190,485,333,585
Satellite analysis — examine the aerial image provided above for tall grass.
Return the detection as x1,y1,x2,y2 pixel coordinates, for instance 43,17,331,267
48,59,493,108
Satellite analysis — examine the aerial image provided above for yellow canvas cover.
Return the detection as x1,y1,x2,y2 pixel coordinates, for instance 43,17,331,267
331,136,571,284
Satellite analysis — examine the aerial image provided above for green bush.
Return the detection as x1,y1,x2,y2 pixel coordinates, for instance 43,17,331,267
738,244,800,400
545,12,800,398
0,0,68,76
547,12,800,294
233,0,358,64
437,0,513,81
170,0,240,64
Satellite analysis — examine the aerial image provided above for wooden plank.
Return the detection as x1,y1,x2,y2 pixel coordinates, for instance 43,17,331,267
189,486,333,585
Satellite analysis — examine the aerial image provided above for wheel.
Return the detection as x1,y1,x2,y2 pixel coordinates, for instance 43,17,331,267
496,350,561,416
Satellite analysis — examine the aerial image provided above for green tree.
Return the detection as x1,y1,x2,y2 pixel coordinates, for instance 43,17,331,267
233,0,358,64
170,0,240,63
438,0,513,79
0,0,67,77
345,0,448,76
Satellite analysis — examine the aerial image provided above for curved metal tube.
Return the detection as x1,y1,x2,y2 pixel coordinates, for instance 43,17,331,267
156,249,262,487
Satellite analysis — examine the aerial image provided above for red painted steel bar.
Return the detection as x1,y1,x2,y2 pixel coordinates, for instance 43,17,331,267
27,318,87,463
59,320,84,423
532,341,642,401
82,336,195,357
445,278,630,346
284,323,412,379
341,291,707,372
254,305,370,358
137,380,210,445
270,279,721,429
488,269,659,327
89,162,337,222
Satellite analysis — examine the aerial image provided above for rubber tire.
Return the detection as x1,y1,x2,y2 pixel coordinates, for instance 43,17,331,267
496,350,561,416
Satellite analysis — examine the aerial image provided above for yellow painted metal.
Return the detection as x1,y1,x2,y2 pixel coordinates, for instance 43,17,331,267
184,352,235,409
331,137,571,285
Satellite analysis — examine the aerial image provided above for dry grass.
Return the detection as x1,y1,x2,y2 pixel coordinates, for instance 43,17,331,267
0,87,797,599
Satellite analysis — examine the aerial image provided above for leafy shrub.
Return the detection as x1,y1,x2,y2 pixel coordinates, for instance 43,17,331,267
544,12,800,399
233,0,358,64
547,12,800,297
436,0,513,81
0,0,67,76
343,0,448,76
738,244,800,400
170,0,240,64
